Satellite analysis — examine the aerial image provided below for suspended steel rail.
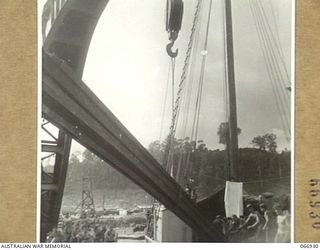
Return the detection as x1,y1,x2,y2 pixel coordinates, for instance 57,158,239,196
42,0,225,241
43,52,224,241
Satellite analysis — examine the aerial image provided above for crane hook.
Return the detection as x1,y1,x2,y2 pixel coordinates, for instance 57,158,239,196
165,0,183,58
166,40,178,58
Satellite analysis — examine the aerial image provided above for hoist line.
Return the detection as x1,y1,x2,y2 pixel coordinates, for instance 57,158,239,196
180,0,203,139
203,0,213,51
169,57,176,175
169,0,203,141
190,75,203,142
253,0,291,132
254,0,291,113
171,57,176,119
249,1,290,139
183,0,213,182
250,0,290,136
175,0,203,184
164,58,176,174
164,0,203,177
191,0,213,144
194,0,213,144
193,55,205,143
258,0,291,87
159,61,172,144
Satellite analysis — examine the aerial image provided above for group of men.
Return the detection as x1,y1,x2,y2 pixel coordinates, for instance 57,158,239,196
212,202,290,243
46,218,118,243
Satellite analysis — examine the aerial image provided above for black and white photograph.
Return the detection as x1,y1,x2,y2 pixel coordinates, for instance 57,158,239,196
40,0,293,243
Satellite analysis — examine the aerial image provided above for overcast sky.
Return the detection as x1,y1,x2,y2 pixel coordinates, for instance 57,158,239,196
80,0,293,152
41,0,293,153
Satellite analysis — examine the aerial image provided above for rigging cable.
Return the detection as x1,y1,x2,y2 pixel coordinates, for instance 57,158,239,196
183,0,213,182
164,0,203,175
191,0,213,143
254,0,290,114
249,0,290,139
257,1,291,138
169,0,203,139
180,0,203,139
250,0,290,137
176,0,204,184
256,2,290,113
164,0,184,174
254,0,290,112
259,0,291,87
167,57,176,175
159,62,172,144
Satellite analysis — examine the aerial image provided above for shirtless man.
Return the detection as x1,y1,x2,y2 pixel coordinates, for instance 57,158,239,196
259,203,277,242
274,205,290,243
239,204,263,242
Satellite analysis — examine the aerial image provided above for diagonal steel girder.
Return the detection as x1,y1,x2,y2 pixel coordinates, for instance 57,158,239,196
41,0,109,239
42,52,225,242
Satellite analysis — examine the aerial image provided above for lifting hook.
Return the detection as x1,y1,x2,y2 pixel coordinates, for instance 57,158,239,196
165,0,183,58
166,40,178,58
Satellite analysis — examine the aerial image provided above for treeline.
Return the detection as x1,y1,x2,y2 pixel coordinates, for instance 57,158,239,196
199,147,290,196
63,134,290,199
148,136,290,197
64,150,140,195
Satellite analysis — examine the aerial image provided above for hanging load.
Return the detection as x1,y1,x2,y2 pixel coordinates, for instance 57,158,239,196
166,0,184,57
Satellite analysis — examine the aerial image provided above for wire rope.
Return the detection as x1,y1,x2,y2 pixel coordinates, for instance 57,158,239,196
249,0,290,139
165,0,203,177
254,1,290,114
259,0,291,86
183,0,213,182
253,0,291,116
